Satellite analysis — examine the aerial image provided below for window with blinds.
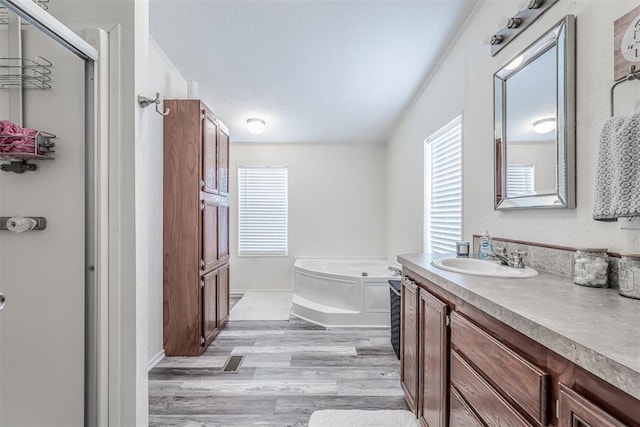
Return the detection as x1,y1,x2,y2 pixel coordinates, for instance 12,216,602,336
424,116,462,254
237,166,288,256
506,164,535,197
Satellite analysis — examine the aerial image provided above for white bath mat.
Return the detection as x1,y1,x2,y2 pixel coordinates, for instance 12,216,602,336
229,292,293,321
308,409,419,427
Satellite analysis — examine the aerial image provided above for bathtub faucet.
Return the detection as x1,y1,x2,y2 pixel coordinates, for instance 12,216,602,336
388,266,402,276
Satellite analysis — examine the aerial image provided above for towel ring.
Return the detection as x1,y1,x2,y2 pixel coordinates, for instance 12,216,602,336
610,65,640,117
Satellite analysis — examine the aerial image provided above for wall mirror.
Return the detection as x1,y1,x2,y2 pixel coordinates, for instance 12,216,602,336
494,15,575,210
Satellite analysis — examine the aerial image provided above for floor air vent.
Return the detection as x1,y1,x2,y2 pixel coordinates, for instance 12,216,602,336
221,355,244,373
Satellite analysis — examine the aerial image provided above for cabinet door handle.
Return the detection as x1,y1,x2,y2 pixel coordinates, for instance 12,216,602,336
0,292,5,311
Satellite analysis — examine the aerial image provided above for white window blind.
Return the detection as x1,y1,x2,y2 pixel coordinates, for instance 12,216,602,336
238,166,288,256
424,116,462,254
506,164,535,197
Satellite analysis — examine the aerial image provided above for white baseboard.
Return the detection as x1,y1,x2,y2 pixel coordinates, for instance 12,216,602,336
147,350,165,372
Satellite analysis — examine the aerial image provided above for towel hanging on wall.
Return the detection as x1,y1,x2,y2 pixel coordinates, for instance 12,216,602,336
593,112,640,221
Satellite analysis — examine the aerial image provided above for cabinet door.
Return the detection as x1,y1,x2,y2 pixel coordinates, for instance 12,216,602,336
217,126,229,195
202,109,218,193
558,384,626,427
419,289,449,427
218,205,229,264
201,269,218,346
217,264,230,326
401,277,419,413
202,198,219,272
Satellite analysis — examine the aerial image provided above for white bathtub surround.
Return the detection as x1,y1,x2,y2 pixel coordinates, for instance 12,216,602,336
308,410,419,427
229,292,293,321
292,259,401,327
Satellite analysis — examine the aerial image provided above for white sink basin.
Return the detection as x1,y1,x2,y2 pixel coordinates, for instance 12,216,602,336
431,257,538,278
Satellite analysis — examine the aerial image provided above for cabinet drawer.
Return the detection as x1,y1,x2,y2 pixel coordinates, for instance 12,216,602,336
449,386,484,427
451,312,548,426
451,349,532,427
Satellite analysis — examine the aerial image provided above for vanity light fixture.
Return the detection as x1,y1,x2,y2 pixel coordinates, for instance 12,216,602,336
488,0,558,56
246,118,266,135
532,117,556,134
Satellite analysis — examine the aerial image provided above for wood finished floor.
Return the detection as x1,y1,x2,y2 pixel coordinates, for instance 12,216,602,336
149,315,407,426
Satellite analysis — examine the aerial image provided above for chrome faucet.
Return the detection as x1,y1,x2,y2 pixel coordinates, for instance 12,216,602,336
491,246,528,268
388,266,402,276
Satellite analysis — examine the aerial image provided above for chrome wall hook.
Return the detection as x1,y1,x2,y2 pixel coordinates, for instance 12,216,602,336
137,92,170,116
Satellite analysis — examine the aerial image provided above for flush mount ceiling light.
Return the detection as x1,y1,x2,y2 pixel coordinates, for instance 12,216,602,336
532,117,556,134
246,118,266,135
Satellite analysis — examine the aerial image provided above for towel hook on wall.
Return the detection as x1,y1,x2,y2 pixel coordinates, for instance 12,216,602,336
610,65,640,117
137,92,170,116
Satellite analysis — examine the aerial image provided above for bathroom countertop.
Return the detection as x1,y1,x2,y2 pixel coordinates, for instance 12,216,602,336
398,252,640,401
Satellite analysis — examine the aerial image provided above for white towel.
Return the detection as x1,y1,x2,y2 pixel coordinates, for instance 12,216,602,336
593,112,640,221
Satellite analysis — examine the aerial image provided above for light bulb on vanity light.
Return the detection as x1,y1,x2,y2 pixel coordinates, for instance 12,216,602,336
496,16,522,30
246,118,266,135
517,0,543,10
481,34,504,46
532,117,556,134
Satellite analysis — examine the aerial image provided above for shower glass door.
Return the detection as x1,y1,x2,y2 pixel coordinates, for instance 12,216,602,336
0,1,99,424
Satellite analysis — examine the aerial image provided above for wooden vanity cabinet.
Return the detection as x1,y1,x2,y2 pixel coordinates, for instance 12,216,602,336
418,289,449,427
400,276,449,426
558,383,626,427
401,268,640,427
450,311,548,426
400,277,419,412
449,386,483,427
163,99,230,356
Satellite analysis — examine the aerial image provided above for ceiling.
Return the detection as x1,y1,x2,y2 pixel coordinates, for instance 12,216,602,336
149,0,479,144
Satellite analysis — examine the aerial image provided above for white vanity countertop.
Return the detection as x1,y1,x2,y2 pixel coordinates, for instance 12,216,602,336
398,252,640,400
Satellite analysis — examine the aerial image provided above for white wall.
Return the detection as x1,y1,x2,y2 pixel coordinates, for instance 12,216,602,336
387,0,640,261
146,38,188,368
230,142,387,292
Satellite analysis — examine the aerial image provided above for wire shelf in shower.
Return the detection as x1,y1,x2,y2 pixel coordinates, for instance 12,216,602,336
0,56,52,89
0,0,49,25
0,131,56,162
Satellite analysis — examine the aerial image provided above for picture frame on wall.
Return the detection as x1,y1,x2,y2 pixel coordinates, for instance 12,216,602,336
614,4,640,80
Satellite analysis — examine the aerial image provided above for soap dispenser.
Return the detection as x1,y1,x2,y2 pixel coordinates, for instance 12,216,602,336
478,231,493,259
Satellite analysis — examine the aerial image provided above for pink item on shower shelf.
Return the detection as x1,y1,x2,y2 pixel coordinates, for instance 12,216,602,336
0,120,40,154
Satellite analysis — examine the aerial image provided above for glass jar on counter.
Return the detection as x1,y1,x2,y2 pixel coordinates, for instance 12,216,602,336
619,254,640,299
573,248,609,287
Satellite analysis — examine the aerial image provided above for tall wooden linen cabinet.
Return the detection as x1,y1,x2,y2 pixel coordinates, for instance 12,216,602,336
163,99,230,356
